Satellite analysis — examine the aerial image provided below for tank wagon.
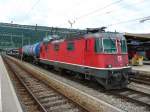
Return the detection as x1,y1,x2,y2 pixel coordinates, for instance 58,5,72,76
21,29,131,89
22,42,40,61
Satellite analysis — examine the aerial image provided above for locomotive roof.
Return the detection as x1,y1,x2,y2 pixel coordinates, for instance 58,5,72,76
85,32,125,39
50,32,125,44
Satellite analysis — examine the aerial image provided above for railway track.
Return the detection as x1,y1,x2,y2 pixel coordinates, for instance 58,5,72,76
110,88,150,108
36,62,150,108
4,57,87,112
5,55,150,111
38,62,150,109
5,61,43,112
130,74,150,86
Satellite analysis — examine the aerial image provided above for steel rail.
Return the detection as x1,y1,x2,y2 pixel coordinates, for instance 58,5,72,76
130,78,150,86
109,88,150,108
4,58,48,112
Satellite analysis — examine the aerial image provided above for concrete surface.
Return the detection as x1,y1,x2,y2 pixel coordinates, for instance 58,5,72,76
132,65,150,76
0,55,23,112
0,70,2,112
143,61,150,65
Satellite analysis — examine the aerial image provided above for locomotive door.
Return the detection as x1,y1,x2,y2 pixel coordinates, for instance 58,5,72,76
116,39,121,54
54,44,59,61
47,44,50,59
84,39,94,66
116,39,123,66
45,44,49,59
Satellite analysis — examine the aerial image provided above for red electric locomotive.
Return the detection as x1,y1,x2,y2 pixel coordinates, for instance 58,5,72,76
39,29,131,89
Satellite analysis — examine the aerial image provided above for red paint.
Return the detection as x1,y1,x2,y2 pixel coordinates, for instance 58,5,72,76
40,35,129,68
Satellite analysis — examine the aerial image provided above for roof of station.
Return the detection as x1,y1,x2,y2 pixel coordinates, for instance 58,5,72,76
124,33,150,40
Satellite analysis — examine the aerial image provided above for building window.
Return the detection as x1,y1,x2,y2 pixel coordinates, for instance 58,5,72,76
67,42,74,51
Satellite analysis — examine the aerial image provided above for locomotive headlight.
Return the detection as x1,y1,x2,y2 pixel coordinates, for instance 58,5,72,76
108,64,112,68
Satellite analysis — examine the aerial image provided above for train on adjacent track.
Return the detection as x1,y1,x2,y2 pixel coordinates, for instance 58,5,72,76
7,29,132,89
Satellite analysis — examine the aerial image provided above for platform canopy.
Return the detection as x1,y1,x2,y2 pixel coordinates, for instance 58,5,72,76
125,33,150,40
125,32,150,51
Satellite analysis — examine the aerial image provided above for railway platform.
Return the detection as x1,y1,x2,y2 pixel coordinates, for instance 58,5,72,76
0,55,23,112
132,65,150,76
143,61,150,65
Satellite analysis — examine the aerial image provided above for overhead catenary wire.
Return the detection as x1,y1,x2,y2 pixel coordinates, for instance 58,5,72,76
75,0,124,21
67,0,147,28
88,0,147,20
70,0,149,29
16,0,149,31
72,0,148,25
106,15,150,27
140,16,150,23
61,0,124,28
25,0,41,17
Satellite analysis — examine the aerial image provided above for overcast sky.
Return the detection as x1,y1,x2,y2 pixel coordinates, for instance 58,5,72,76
0,0,150,33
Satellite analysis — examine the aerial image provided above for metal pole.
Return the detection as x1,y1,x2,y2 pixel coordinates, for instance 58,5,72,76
22,33,24,47
11,33,13,48
28,37,30,45
21,33,24,61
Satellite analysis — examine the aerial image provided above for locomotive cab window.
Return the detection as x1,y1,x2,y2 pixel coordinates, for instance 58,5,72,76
121,40,127,53
103,38,117,53
67,42,74,51
95,38,103,53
